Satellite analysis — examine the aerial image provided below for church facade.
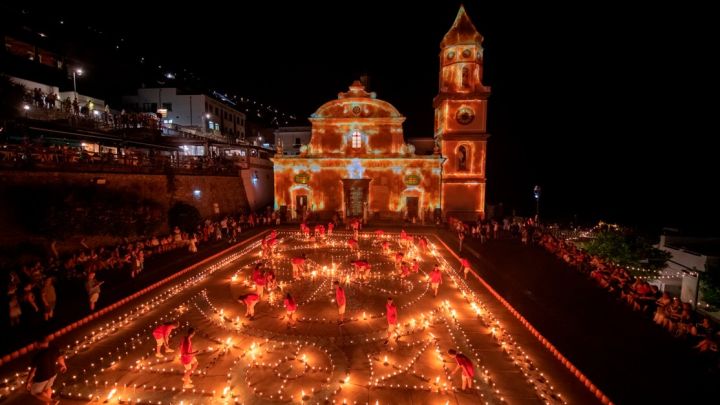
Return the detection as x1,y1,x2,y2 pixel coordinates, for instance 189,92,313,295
273,81,443,221
273,6,489,222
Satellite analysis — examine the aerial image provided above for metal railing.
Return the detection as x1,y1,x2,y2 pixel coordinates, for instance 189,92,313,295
0,146,239,176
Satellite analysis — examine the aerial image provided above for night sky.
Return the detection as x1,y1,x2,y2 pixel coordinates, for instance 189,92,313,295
4,1,716,234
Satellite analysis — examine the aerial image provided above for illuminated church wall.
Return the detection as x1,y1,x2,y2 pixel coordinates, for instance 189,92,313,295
273,81,442,220
273,157,441,218
434,6,490,220
273,6,490,221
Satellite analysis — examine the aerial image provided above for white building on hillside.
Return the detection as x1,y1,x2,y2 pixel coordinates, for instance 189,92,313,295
658,233,720,310
123,88,245,142
273,126,311,155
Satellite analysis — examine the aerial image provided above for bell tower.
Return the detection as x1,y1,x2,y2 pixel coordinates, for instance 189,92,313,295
434,5,490,220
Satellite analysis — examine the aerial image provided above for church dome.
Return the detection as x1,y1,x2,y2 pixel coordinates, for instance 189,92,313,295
310,80,403,120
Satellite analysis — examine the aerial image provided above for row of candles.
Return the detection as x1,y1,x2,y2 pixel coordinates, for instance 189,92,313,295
0,235,267,403
4,229,571,404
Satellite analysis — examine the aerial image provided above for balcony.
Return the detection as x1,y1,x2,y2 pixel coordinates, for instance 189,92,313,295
0,145,240,176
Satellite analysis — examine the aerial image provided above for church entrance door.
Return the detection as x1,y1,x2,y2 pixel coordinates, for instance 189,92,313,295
341,179,371,219
296,195,308,218
406,196,419,220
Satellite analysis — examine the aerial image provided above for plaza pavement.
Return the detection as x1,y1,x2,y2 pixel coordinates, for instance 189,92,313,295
438,230,719,405
0,228,598,405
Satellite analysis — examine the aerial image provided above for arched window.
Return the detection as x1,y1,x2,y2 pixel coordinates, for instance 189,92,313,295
461,66,470,88
351,131,362,149
458,146,468,171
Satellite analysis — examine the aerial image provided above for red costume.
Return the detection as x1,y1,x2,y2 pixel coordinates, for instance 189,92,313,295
335,287,346,306
411,261,420,273
386,303,398,325
352,260,371,270
284,297,297,312
454,353,475,377
252,269,266,286
243,293,259,304
418,237,428,251
430,269,443,284
152,324,175,340
180,336,194,365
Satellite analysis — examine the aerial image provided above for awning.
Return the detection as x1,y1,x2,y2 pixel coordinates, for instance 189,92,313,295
27,127,180,150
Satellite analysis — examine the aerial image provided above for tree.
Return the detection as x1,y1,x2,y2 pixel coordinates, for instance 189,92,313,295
700,263,720,308
583,230,671,277
583,231,635,265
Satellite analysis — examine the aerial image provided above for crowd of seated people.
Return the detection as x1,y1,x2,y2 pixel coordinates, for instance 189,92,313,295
540,233,718,358
3,210,280,330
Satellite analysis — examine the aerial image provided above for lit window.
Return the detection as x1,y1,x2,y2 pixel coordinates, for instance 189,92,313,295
351,131,362,148
458,145,468,171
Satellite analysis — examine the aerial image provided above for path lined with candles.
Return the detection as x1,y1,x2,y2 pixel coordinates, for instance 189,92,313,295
1,229,600,405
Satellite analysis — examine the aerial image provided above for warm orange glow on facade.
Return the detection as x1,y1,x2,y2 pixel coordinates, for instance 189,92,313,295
274,6,489,221
434,5,490,220
273,81,442,221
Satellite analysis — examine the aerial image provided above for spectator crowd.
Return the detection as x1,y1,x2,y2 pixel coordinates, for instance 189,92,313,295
539,232,719,362
3,210,279,334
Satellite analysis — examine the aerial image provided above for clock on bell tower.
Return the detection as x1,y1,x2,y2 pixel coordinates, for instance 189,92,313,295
434,5,491,220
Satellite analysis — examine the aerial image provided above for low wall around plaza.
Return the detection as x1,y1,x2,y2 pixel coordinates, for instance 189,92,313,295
0,229,269,368
0,170,251,245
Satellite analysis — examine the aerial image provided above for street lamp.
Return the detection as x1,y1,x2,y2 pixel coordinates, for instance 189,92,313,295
533,185,541,224
204,113,211,133
72,68,84,101
23,104,30,119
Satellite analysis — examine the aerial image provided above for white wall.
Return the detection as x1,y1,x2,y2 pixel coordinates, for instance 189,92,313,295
658,235,710,307
274,127,311,155
124,89,245,139
659,235,708,272
9,76,59,95
240,149,274,212
58,92,105,109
